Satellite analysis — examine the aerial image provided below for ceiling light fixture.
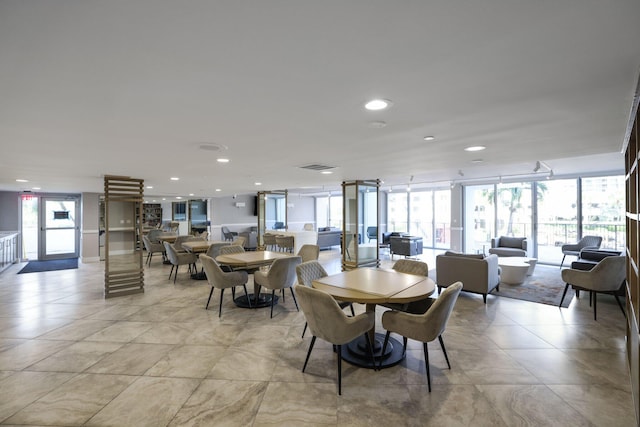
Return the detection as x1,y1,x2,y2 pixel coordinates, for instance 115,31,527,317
170,177,179,181
146,186,153,189
321,171,333,175
15,179,28,183
217,158,230,163
464,145,486,152
423,136,435,141
215,188,221,192
364,99,391,111
255,182,262,186
32,187,40,190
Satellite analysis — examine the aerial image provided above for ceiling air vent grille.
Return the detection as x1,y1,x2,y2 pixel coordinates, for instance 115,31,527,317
299,164,335,171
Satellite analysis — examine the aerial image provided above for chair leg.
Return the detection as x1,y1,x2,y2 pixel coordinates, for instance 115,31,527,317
349,304,355,316
174,265,179,283
218,288,224,318
290,287,299,312
593,292,597,320
337,344,343,395
614,294,627,318
438,335,451,370
301,322,308,338
559,283,570,308
302,336,316,372
423,342,431,392
379,331,391,370
146,253,151,265
205,286,214,309
483,293,487,304
560,254,565,269
402,336,408,356
270,290,276,318
168,265,174,280
243,285,252,308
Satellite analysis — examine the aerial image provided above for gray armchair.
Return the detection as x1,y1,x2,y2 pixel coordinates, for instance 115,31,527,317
560,235,602,268
163,242,197,283
221,226,238,241
200,254,250,317
254,256,302,318
436,251,500,303
488,236,527,257
297,244,320,262
142,235,165,266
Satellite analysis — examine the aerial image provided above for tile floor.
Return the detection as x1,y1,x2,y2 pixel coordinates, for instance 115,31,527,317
0,249,635,426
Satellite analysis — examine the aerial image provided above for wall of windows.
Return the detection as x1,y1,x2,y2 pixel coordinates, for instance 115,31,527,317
315,195,343,229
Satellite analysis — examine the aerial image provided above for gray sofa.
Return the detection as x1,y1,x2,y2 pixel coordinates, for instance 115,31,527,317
436,251,500,303
488,236,528,257
317,227,342,250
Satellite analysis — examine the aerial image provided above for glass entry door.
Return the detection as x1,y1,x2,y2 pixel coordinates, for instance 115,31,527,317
39,197,80,260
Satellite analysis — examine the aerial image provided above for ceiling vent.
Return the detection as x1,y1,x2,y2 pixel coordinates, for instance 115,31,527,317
299,164,335,171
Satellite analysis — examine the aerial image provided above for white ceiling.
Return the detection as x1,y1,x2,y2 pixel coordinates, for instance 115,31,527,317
1,1,639,198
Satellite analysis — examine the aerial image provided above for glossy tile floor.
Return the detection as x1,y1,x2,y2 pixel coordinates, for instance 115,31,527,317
0,249,635,426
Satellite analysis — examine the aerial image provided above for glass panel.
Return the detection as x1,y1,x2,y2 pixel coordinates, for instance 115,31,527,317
496,182,532,242
410,191,433,245
434,190,451,249
359,185,377,265
329,196,342,229
537,179,577,264
315,197,329,228
387,192,408,232
21,196,38,260
582,176,626,251
464,184,495,254
45,229,75,255
45,200,75,228
343,184,357,265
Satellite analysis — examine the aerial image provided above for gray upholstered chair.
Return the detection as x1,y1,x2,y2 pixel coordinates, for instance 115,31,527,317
163,241,197,283
366,226,378,242
294,284,376,395
436,251,500,303
296,260,354,338
254,256,302,318
147,229,165,244
488,236,527,257
221,226,238,241
205,242,231,259
200,254,250,316
276,235,294,253
560,255,626,320
381,259,432,314
380,282,463,392
297,244,320,262
196,230,209,240
560,235,603,268
263,233,277,251
219,245,245,256
233,236,246,248
173,235,200,253
142,235,165,266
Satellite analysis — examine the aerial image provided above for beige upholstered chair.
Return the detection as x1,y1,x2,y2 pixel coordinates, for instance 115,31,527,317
488,236,527,257
560,235,603,268
147,229,165,244
297,244,320,262
381,259,432,314
205,242,231,259
196,231,209,240
163,241,197,283
436,251,500,303
380,281,463,392
219,244,245,256
142,235,165,266
295,284,376,395
254,256,302,318
560,255,626,320
233,236,246,248
173,235,200,253
263,233,277,251
221,226,238,241
200,254,250,316
296,260,355,337
276,235,294,253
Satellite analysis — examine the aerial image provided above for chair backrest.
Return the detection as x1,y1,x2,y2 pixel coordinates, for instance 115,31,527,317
392,259,428,276
295,284,374,345
276,235,294,250
163,241,179,264
588,255,627,292
367,226,378,239
273,221,285,230
221,226,235,240
199,254,225,286
196,231,209,240
173,235,197,251
266,256,302,289
234,236,246,248
206,242,231,259
297,244,320,262
420,281,463,341
263,233,277,245
147,229,164,243
494,236,527,250
142,235,153,252
219,245,245,255
296,260,328,287
579,235,603,249
168,221,180,233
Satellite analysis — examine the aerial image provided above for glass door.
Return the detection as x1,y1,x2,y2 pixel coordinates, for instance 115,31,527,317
39,196,80,260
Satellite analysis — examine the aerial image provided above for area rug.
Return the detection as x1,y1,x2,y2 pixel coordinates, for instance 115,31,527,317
491,264,575,308
18,258,78,274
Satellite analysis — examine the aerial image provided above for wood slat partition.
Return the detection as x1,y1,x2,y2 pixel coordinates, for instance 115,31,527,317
104,175,145,298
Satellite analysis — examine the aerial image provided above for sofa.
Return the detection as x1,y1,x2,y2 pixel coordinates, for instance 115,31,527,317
436,251,501,303
488,236,528,257
317,227,342,250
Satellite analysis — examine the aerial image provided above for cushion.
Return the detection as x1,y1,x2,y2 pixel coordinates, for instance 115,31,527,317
499,237,524,248
443,251,484,260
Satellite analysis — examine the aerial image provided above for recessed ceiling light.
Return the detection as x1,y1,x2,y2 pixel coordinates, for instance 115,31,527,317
32,187,40,190
368,121,387,128
15,179,28,183
464,145,486,152
471,159,484,163
146,186,153,189
215,188,221,192
176,196,182,199
255,182,262,186
364,99,391,111
321,171,333,175
189,193,194,196
217,158,230,163
170,177,179,181
423,136,435,141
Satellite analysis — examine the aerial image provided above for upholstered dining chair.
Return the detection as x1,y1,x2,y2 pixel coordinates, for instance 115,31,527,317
254,256,302,318
173,235,200,253
142,235,165,266
295,284,376,395
275,235,294,253
559,255,626,320
560,235,603,268
219,245,245,256
296,260,355,338
263,233,277,251
233,236,246,248
380,281,463,392
205,242,231,260
297,244,320,262
221,226,238,241
381,259,433,314
163,241,197,283
200,254,250,316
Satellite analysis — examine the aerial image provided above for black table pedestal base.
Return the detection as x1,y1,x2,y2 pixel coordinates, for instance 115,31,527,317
341,332,405,369
234,293,278,309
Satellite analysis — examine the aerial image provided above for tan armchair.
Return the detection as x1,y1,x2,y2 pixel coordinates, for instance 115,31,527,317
163,242,197,283
560,235,602,268
254,256,302,318
436,251,500,303
295,284,376,395
488,236,527,257
560,255,626,320
200,254,250,317
142,235,165,266
381,259,432,314
297,244,320,262
380,282,462,392
219,245,245,256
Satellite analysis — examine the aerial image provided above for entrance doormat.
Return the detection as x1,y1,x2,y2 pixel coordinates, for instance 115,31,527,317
18,258,78,274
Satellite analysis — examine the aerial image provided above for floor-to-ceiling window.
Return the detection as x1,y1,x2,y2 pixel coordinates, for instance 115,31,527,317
581,176,625,251
537,179,578,264
315,194,343,229
464,184,495,254
388,192,408,233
